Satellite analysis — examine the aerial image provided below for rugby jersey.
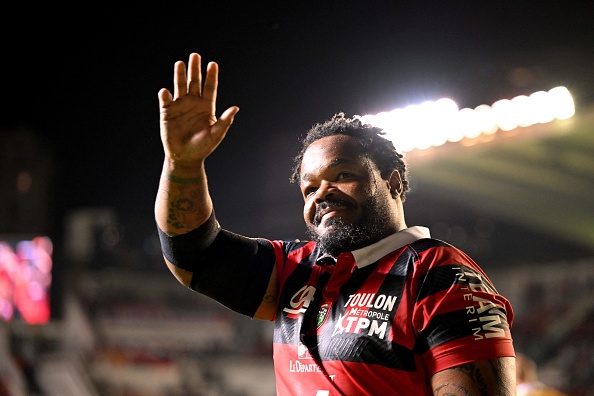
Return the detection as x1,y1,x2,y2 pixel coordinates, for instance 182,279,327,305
267,226,514,395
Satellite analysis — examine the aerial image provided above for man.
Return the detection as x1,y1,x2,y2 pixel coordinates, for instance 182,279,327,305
155,52,516,395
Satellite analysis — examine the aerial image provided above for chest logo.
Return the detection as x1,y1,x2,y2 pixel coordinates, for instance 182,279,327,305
283,285,316,315
316,303,330,328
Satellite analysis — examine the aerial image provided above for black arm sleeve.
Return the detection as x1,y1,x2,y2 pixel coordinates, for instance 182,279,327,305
191,230,276,316
157,210,221,271
157,212,277,317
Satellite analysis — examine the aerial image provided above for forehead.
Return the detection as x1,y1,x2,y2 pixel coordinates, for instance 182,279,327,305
300,135,368,178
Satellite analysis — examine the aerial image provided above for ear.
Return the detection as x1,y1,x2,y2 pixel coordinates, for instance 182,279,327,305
386,170,403,198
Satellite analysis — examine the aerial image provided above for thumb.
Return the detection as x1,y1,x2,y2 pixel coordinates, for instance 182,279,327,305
212,106,240,137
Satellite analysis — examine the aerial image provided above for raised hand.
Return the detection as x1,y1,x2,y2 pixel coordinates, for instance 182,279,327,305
158,53,239,168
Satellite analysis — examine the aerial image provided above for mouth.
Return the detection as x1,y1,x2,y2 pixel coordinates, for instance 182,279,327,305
314,201,351,226
317,208,340,223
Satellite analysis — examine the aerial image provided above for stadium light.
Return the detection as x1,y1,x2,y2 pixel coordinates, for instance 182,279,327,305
360,86,575,153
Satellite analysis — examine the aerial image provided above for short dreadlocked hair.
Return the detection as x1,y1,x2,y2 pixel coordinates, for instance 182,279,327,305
290,112,410,201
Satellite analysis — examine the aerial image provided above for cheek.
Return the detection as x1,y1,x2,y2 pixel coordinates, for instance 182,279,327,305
302,200,315,225
346,184,373,204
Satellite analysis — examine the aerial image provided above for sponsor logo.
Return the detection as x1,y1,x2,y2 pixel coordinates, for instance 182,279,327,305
332,293,397,340
298,342,312,359
283,285,316,316
289,359,322,373
455,266,508,340
316,304,330,328
290,342,321,373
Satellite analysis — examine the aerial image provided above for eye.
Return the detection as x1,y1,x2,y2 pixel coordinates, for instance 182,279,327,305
304,186,317,197
337,172,354,180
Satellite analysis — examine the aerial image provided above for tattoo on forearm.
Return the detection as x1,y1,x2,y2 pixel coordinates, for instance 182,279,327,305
167,174,202,184
167,203,185,230
434,361,512,396
167,198,197,229
433,383,471,396
164,177,201,229
489,359,513,395
456,364,487,395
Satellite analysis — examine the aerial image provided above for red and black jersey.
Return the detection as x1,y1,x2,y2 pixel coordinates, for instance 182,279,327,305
161,221,514,395
267,226,514,395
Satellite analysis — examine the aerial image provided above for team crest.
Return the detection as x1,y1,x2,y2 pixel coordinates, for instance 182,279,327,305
316,304,330,328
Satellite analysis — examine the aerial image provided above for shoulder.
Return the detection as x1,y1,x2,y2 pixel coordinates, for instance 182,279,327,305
268,239,315,254
409,237,456,253
267,239,322,266
408,238,478,267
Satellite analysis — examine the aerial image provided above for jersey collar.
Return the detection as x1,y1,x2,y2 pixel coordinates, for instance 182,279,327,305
350,226,431,269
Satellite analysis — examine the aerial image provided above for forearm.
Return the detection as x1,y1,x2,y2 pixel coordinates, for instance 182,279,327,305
431,357,516,395
155,159,213,235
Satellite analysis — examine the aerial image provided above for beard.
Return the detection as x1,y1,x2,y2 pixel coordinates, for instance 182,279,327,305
306,192,394,257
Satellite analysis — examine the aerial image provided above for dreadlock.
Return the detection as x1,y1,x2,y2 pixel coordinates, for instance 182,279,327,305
290,112,410,201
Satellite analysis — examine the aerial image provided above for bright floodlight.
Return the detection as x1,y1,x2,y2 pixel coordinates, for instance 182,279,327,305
474,104,499,135
492,99,518,131
360,86,574,152
549,86,575,120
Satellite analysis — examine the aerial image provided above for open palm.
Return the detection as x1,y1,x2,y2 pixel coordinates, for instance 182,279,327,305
158,53,239,166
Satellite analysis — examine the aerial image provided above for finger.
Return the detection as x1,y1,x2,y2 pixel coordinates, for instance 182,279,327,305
212,106,240,137
220,106,240,124
202,62,219,103
187,53,202,96
173,60,188,99
158,88,173,108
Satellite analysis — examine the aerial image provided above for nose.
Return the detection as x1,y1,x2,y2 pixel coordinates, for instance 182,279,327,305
313,180,335,203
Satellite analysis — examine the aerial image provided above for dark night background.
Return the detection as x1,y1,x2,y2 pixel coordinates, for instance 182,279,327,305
3,1,594,270
2,4,594,394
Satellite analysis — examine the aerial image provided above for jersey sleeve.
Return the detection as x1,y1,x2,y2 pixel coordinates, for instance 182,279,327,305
410,240,515,375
